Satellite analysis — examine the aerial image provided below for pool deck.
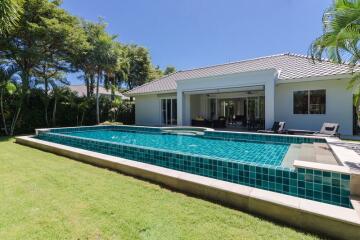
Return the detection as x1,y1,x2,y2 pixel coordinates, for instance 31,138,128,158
15,134,360,240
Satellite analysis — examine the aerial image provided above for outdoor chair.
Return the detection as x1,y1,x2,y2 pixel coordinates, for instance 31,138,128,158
257,121,286,134
287,122,339,137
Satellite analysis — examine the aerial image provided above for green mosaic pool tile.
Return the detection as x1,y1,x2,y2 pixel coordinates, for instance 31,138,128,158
314,191,322,200
298,188,305,196
314,183,322,192
332,178,340,187
332,187,340,195
298,168,305,174
268,168,276,176
290,186,298,194
290,179,297,187
342,197,350,206
305,174,313,182
341,174,350,180
314,175,322,184
306,182,314,190
324,178,333,187
332,172,340,179
306,189,314,198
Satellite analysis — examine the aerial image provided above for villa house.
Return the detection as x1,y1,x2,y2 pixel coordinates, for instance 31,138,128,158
125,53,359,135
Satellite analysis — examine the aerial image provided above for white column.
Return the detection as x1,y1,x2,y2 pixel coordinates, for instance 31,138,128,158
177,90,191,126
177,90,183,126
264,79,275,129
184,94,191,126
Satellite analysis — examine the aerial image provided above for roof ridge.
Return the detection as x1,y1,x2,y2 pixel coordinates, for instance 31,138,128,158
177,53,289,73
285,52,357,66
126,72,179,93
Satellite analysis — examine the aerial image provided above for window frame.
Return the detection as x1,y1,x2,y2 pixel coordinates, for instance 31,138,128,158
293,89,326,115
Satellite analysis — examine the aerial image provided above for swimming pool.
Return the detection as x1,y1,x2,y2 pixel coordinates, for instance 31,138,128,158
63,129,289,166
35,125,351,208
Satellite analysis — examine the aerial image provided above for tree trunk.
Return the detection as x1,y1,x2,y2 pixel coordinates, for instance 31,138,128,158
80,111,85,126
44,76,49,126
10,104,21,136
96,72,101,124
44,101,49,126
0,89,8,135
52,96,57,126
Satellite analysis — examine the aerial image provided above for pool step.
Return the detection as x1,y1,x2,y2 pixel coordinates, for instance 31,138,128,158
313,143,339,165
281,144,301,168
281,143,339,168
299,143,339,165
299,143,316,163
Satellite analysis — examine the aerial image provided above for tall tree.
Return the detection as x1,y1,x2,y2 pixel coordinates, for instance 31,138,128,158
310,0,360,108
104,42,128,100
0,0,22,35
0,65,18,135
122,44,152,89
148,65,163,80
0,0,89,129
163,65,176,75
80,20,119,124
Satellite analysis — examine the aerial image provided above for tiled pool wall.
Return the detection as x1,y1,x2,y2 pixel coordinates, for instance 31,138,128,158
36,126,351,208
203,131,327,144
48,125,162,134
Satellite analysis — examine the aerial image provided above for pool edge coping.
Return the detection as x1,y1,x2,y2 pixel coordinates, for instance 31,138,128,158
15,135,360,240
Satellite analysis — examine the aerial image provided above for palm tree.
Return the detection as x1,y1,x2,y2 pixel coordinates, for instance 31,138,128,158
310,0,360,65
0,0,21,35
0,65,19,135
310,0,360,113
51,86,71,127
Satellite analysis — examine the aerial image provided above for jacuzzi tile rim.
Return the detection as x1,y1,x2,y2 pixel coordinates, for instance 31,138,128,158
36,128,351,208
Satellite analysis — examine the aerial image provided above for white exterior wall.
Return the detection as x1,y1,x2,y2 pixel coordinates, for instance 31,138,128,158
133,73,353,135
134,95,161,126
275,79,353,135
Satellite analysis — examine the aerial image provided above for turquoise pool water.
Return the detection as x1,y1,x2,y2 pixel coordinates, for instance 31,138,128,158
62,130,289,166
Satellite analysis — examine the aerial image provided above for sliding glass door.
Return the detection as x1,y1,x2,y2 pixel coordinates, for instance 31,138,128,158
161,98,177,125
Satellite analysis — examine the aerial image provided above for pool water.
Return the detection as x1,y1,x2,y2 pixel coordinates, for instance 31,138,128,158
63,130,289,166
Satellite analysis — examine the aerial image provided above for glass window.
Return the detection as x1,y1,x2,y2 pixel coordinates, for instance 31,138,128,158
171,99,177,125
161,99,166,124
294,91,309,114
293,90,326,114
166,99,171,125
161,98,177,125
310,90,326,114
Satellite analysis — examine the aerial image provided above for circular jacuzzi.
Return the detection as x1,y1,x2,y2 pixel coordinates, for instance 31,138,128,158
160,126,213,136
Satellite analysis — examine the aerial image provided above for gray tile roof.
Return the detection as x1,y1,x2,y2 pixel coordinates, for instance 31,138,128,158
126,53,358,96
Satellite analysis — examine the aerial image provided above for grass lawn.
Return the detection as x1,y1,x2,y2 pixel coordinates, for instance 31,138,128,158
0,137,323,240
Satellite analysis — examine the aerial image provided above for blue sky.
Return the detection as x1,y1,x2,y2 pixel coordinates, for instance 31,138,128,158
62,0,332,84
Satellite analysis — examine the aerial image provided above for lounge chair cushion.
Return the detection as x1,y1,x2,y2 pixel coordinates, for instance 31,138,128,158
319,123,339,136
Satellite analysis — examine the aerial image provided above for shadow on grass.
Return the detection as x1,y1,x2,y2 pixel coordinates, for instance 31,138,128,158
0,136,13,142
